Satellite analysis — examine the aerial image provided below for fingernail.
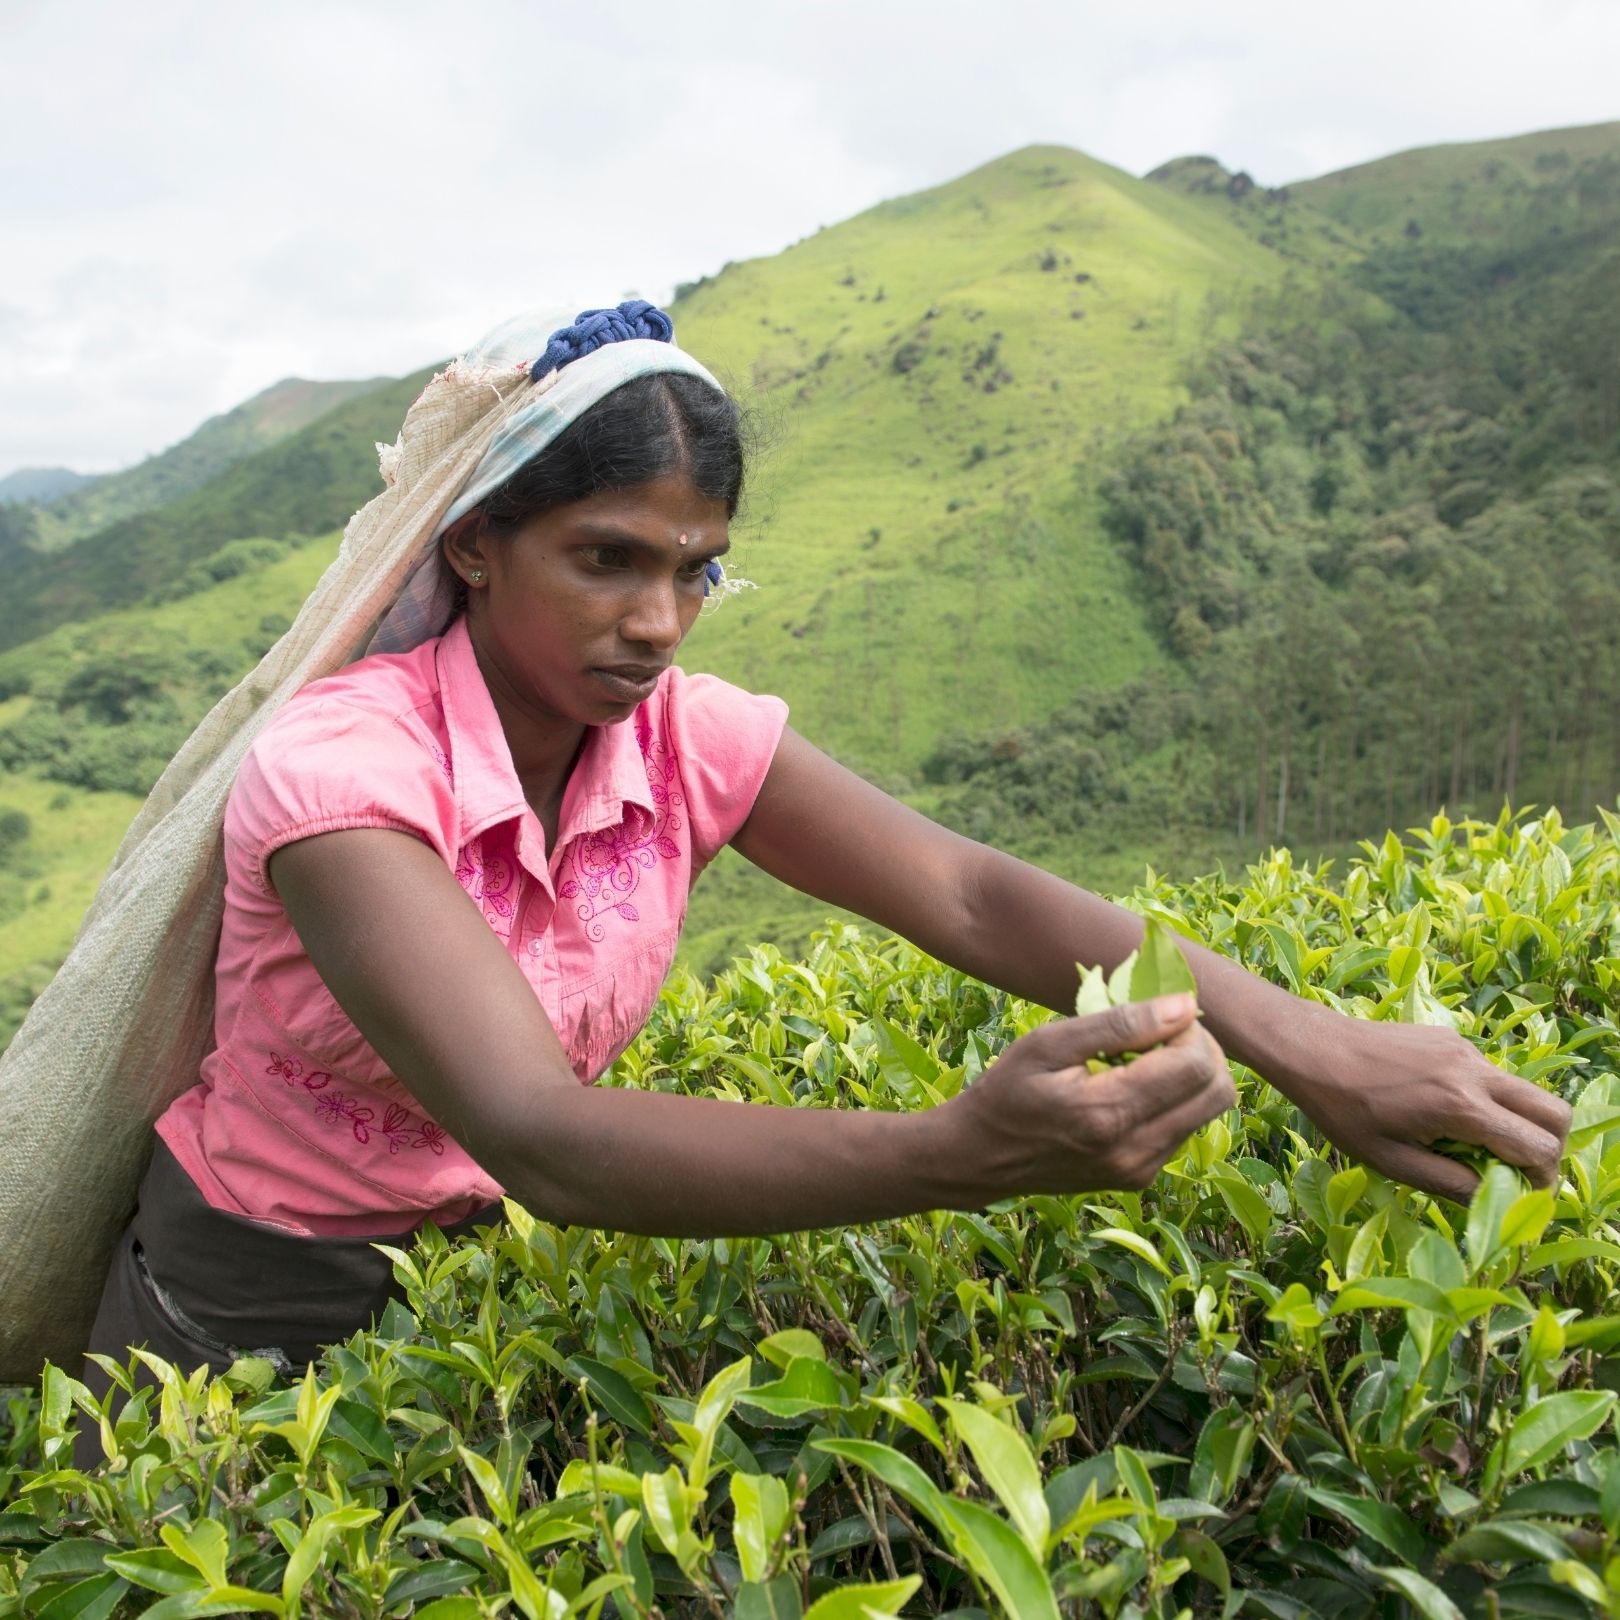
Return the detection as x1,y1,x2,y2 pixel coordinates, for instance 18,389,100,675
1157,993,1197,1021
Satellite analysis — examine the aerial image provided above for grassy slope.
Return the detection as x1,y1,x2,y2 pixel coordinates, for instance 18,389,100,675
0,539,341,991
0,143,1310,1003
0,368,436,654
1294,119,1620,244
666,145,1293,777
29,375,392,552
8,128,1597,991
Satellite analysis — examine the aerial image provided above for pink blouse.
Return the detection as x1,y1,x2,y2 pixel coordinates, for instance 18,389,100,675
156,615,788,1235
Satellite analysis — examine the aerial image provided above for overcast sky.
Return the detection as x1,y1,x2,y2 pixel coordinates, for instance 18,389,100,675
3,0,1617,480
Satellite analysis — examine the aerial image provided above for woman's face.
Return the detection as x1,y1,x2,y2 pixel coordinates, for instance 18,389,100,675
446,472,731,729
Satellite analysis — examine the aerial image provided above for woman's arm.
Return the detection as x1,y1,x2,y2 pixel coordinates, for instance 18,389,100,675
268,828,1233,1235
732,729,1572,1200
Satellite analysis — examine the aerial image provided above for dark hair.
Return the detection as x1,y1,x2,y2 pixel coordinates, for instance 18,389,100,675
477,372,746,535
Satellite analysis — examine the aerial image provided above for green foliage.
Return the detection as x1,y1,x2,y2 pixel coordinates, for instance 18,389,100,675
1295,121,1620,248
23,376,396,555
0,371,432,654
1073,915,1198,1050
6,807,1620,1616
921,673,1205,845
0,534,335,803
1098,233,1620,847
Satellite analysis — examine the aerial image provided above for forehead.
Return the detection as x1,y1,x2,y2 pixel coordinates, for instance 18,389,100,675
553,473,728,539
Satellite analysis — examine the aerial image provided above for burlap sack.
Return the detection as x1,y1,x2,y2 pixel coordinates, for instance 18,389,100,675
0,334,713,1379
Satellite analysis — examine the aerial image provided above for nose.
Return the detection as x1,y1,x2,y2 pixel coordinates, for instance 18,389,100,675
620,578,684,652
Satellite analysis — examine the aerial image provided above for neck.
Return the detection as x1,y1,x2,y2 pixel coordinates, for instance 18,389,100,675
465,627,588,818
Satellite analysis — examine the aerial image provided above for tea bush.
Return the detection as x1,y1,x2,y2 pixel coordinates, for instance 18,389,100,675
5,806,1620,1618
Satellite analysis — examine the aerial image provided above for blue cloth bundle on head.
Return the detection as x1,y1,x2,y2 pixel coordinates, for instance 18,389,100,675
528,302,720,594
530,300,676,382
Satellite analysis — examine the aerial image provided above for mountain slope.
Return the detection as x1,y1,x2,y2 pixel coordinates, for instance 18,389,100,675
0,144,1298,775
27,374,393,551
667,143,1294,773
0,368,435,653
0,120,1615,1013
1294,119,1620,245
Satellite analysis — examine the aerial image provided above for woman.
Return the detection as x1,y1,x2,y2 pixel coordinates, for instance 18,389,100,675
82,302,1570,1403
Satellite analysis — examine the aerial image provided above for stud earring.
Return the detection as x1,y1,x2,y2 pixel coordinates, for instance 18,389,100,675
468,569,484,584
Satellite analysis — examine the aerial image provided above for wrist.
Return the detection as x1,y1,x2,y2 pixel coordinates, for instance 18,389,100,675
914,1095,1003,1211
1207,988,1345,1107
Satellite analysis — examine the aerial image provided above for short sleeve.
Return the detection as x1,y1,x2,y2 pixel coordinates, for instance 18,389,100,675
662,670,789,869
226,697,457,900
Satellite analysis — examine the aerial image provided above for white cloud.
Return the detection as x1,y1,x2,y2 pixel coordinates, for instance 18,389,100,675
1,0,1616,474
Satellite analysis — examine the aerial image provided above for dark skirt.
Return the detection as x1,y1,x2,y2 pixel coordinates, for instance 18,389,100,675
77,1139,497,1467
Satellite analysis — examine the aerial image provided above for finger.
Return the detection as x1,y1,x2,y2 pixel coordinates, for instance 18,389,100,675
1137,1067,1240,1159
1455,1105,1565,1187
1377,1141,1481,1205
1021,994,1199,1067
1488,1070,1573,1142
1082,1025,1227,1125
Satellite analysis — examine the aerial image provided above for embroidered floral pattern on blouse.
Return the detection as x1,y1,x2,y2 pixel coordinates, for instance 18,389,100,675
265,1053,445,1155
454,835,517,932
559,713,686,941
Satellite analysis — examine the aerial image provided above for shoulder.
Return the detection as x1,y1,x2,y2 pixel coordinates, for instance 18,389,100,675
652,666,788,753
228,640,457,896
648,667,789,862
258,639,446,749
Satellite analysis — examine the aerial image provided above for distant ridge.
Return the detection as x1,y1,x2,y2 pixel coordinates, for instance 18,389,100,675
0,368,436,649
0,468,89,504
28,373,393,551
1293,118,1620,243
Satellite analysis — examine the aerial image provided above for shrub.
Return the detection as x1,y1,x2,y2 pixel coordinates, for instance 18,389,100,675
5,807,1620,1617
0,809,30,866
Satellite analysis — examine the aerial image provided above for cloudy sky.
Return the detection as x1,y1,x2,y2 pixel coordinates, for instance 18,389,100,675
3,0,1617,480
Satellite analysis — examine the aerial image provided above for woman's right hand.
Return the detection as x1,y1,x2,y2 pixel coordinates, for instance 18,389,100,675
941,994,1236,1203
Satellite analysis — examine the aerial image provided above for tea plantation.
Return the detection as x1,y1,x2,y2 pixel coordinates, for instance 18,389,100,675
3,806,1619,1618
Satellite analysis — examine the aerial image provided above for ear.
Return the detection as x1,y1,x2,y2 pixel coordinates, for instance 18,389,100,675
440,510,493,585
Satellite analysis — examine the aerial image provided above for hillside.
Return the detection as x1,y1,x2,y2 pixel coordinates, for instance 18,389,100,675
22,374,392,552
0,367,435,652
0,120,1617,1027
668,143,1294,775
0,145,1298,777
1294,119,1620,245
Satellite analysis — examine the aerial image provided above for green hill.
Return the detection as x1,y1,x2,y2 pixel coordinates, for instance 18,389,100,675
0,122,1617,1024
25,374,392,552
1294,119,1620,245
0,368,435,653
668,143,1294,775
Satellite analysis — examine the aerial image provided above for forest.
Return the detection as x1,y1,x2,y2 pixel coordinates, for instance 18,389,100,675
927,146,1620,862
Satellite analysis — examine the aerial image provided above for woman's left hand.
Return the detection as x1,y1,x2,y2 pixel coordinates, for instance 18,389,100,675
1281,1016,1572,1203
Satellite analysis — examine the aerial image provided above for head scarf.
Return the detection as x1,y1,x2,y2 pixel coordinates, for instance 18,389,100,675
0,301,735,1378
371,302,730,654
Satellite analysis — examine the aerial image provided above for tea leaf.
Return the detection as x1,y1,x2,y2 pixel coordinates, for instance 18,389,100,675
1128,917,1199,1003
1502,1391,1618,1477
942,1401,1049,1557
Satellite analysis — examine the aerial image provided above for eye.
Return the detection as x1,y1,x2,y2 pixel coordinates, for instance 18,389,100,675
677,555,712,582
583,545,629,571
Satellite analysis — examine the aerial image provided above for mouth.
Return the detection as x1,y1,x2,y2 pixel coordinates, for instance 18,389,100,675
591,665,665,703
